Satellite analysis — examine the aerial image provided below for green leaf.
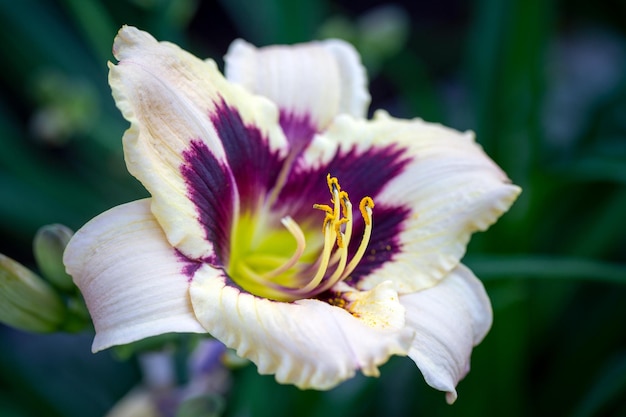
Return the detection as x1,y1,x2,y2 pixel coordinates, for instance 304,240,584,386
570,354,626,417
466,255,626,284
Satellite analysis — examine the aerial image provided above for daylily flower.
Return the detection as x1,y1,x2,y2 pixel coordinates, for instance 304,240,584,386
64,25,520,404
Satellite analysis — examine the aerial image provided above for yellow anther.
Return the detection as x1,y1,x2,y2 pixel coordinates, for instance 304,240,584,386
313,203,333,214
321,214,334,232
339,191,350,218
359,196,375,225
334,218,349,248
327,174,341,194
313,204,334,231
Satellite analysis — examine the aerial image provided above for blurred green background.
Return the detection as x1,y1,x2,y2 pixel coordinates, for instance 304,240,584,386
1,0,626,416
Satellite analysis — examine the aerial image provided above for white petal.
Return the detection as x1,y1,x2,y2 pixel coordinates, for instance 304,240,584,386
303,111,520,293
189,271,413,389
63,199,205,352
225,38,370,131
401,264,492,404
109,26,288,259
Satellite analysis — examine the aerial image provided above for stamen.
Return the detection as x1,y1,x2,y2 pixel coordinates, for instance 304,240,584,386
341,197,374,280
248,174,375,301
316,196,354,293
298,179,374,294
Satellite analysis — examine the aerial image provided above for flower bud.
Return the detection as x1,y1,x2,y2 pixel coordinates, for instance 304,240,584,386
33,224,74,291
0,254,65,332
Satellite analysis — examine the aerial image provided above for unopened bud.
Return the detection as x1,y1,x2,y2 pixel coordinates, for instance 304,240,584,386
33,224,74,291
0,254,65,332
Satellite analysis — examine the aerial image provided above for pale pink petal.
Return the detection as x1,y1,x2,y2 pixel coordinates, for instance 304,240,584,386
63,199,206,352
401,264,492,404
189,271,413,389
224,38,370,133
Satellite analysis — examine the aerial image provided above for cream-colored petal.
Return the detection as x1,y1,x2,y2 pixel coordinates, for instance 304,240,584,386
304,111,520,293
339,280,405,331
109,26,287,259
63,199,206,352
401,264,492,404
189,271,412,389
224,38,370,132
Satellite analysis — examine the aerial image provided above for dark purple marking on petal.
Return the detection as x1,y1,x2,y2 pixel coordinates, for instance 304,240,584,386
181,139,234,264
279,111,317,155
210,98,285,211
276,144,411,222
176,249,205,281
345,205,411,285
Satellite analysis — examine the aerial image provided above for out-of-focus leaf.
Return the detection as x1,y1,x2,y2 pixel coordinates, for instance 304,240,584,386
0,0,102,79
558,156,626,184
567,189,626,258
0,328,138,417
467,255,626,284
570,353,626,417
58,0,118,64
217,0,325,44
382,50,443,122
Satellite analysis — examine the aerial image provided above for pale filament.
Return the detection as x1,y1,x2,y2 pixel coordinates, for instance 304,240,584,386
315,196,353,293
291,221,336,294
262,216,306,279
